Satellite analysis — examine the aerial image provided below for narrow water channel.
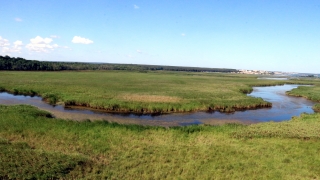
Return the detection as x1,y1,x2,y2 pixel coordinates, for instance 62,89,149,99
0,84,316,126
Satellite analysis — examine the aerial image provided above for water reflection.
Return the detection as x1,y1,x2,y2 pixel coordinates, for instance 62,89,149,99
0,84,315,126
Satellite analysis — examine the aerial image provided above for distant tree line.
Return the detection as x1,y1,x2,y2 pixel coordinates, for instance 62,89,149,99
0,55,238,73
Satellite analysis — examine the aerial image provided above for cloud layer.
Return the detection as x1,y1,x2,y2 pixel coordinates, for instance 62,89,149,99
72,36,93,44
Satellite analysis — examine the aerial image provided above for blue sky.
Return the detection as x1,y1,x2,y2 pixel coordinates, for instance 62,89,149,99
1,0,319,73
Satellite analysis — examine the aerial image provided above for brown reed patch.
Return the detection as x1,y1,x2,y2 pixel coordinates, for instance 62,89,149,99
118,94,182,103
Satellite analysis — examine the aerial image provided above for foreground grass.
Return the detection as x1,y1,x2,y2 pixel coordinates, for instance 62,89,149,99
0,71,299,113
1,104,320,179
0,139,86,179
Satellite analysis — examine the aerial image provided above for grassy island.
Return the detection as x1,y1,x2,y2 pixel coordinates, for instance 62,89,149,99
0,71,309,114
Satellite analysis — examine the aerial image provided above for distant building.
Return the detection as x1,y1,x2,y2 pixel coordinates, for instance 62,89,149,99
238,69,274,75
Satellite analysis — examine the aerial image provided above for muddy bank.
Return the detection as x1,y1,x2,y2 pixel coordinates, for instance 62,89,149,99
63,102,272,114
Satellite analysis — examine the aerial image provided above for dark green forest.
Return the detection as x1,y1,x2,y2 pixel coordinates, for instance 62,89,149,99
0,55,238,73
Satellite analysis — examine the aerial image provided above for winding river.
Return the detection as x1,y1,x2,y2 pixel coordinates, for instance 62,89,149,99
0,84,316,126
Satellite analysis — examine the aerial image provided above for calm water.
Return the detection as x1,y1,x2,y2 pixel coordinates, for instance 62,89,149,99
0,84,315,126
257,77,288,80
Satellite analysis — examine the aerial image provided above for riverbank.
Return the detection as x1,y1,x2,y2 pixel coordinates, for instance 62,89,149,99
1,104,320,179
286,85,320,112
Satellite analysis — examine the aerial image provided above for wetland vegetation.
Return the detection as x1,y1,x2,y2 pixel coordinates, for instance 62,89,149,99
1,70,320,179
286,85,320,112
0,70,310,114
1,105,320,179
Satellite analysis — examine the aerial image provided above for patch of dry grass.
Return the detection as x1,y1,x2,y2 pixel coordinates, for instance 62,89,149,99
119,94,182,103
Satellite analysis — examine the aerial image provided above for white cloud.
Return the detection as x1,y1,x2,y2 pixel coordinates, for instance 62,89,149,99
134,4,139,9
26,36,58,53
30,36,53,44
11,41,23,53
15,18,22,22
0,36,10,47
181,33,186,36
72,36,93,44
2,47,10,53
50,35,60,39
1,38,23,53
1,36,64,54
136,49,142,53
14,41,23,46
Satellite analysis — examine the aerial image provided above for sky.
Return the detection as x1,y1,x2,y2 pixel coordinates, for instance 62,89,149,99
0,0,320,73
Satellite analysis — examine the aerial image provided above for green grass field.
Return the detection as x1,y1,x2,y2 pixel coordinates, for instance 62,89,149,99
1,104,320,179
1,71,320,179
0,71,315,114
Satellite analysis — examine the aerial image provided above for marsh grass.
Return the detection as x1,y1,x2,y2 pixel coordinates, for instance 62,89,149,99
287,85,320,102
1,71,320,178
233,113,320,139
313,104,320,112
0,71,305,114
1,105,320,179
0,140,87,180
285,85,320,111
